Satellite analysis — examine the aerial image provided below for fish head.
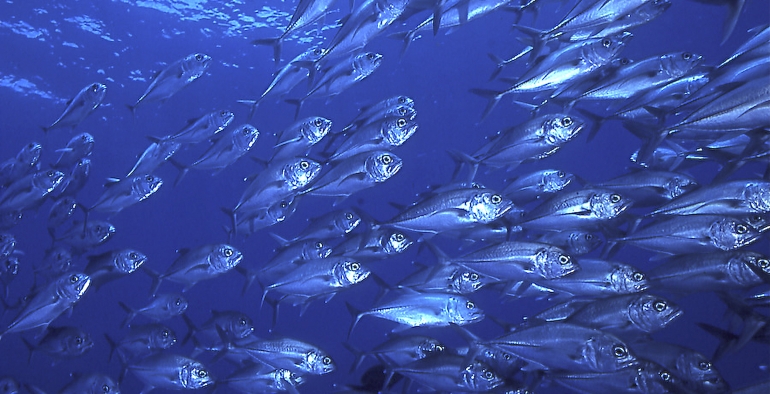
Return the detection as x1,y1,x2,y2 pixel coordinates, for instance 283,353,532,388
64,329,94,355
184,52,213,74
72,157,92,176
383,116,418,147
735,251,770,282
542,114,585,146
266,197,299,223
451,296,485,325
629,295,683,333
744,214,770,232
567,231,602,254
132,174,163,200
33,169,65,193
461,360,503,391
232,124,259,151
611,265,649,293
17,141,42,165
333,210,362,235
298,46,326,62
661,52,703,77
392,95,414,108
417,338,445,358
57,272,91,300
220,312,255,339
387,104,417,121
382,230,413,255
164,294,189,315
542,169,574,193
67,133,94,153
83,82,108,106
86,220,116,244
635,361,683,394
285,158,322,190
675,352,727,392
452,269,487,293
354,52,383,75
181,360,214,389
211,244,243,271
589,190,632,220
535,246,577,280
150,325,177,349
336,259,370,286
585,334,636,372
301,116,332,145
0,233,16,257
84,375,119,394
744,181,770,213
708,217,761,250
366,151,403,182
306,350,335,374
302,239,333,259
588,32,633,66
665,174,698,200
44,246,74,274
469,191,515,224
115,249,147,274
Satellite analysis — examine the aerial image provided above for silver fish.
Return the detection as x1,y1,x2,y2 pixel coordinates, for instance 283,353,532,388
118,293,188,327
128,353,213,392
149,243,243,295
187,124,259,173
164,109,235,145
271,116,332,161
128,53,212,112
44,82,106,132
303,150,403,202
89,174,163,215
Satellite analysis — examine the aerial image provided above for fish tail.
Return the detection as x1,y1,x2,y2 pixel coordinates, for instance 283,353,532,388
220,207,238,239
284,98,303,120
697,322,739,361
167,158,189,187
236,99,260,121
345,301,364,340
342,342,366,373
575,107,607,143
125,103,137,117
469,88,505,120
142,266,163,297
181,313,198,346
252,37,282,66
446,149,480,184
387,29,419,57
721,0,745,45
117,301,137,327
21,337,34,364
104,333,118,363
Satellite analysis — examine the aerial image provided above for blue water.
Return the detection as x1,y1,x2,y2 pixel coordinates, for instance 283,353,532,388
0,0,768,392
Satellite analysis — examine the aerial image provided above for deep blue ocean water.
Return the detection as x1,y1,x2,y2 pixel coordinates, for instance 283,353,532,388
0,0,768,392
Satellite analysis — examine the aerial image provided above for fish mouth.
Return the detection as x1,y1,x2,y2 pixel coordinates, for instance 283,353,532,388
76,278,91,294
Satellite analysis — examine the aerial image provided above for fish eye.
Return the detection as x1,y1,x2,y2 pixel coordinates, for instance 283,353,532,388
393,232,405,242
653,300,667,312
759,259,769,268
633,272,645,281
484,370,494,379
559,255,570,265
175,298,182,306
602,38,612,47
470,273,479,281
220,110,229,117
69,275,78,283
47,170,54,177
300,160,310,169
161,330,169,337
381,154,392,164
660,370,671,381
195,54,203,61
198,370,208,378
682,52,692,60
466,301,475,309
398,107,406,115
145,175,154,182
315,241,324,249
91,84,100,92
314,118,323,127
397,118,407,127
620,58,630,65
345,212,354,220
612,345,627,358
366,53,374,59
75,336,83,344
398,96,406,103
313,48,322,55
561,117,573,127
557,171,565,177
280,201,289,208
102,384,110,393
584,234,593,240
490,194,502,204
350,262,360,271
736,224,748,234
242,127,250,134
698,361,711,370
322,356,332,365
239,317,247,325
95,225,103,232
224,248,234,257
610,193,621,203
129,252,138,259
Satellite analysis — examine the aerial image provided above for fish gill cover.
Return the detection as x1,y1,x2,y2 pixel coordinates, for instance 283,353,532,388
0,0,768,393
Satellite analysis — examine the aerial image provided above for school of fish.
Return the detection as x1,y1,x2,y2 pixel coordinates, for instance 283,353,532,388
0,0,768,393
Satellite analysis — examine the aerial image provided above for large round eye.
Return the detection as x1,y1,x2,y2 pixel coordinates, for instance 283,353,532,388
398,96,407,104
397,118,407,127
220,110,229,117
490,194,502,204
175,298,182,306
91,84,100,92
239,317,247,325
503,353,512,360
561,117,573,127
300,160,310,169
47,170,55,177
557,171,565,177
602,38,612,47
559,255,570,265
698,361,711,370
659,370,671,381
345,212,354,220
95,225,103,232
224,248,234,257
366,53,375,60
381,154,392,164
161,330,169,337
129,252,138,259
322,356,332,365
758,259,769,269
682,52,692,60
313,48,323,55
613,345,627,358
102,384,110,393
470,273,479,281
75,336,83,345
736,224,748,234
466,301,475,309
584,234,594,241
484,370,494,379
350,262,360,271
315,242,324,249
70,275,79,283
198,370,208,378
314,118,323,127
393,232,405,242
279,201,289,208
242,127,250,135
620,57,630,65
398,107,407,115
195,54,203,61
633,272,645,281
610,193,621,203
145,175,154,182
653,300,667,312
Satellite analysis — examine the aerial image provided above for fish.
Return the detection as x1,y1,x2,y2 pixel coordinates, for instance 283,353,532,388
22,325,93,364
89,174,163,215
271,116,332,161
148,243,243,295
0,169,64,215
321,0,409,59
118,293,188,327
223,364,305,393
124,137,182,179
127,353,213,393
233,337,336,375
127,53,212,113
58,373,120,394
503,168,575,205
51,133,94,171
105,323,177,363
0,272,90,343
517,187,633,231
302,150,403,203
328,115,418,161
56,158,91,198
182,123,259,175
83,248,147,291
0,142,42,188
43,82,106,133
163,109,235,145
55,220,116,255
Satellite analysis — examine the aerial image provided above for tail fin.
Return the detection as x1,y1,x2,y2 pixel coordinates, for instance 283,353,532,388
236,99,260,121
117,301,137,327
252,37,283,66
284,99,303,120
142,266,164,297
469,88,506,120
